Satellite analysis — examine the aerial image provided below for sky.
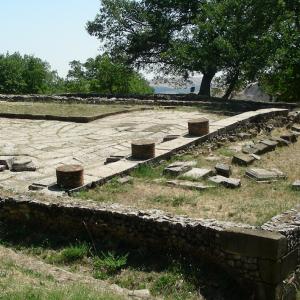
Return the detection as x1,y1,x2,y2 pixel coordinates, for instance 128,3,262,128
0,0,101,78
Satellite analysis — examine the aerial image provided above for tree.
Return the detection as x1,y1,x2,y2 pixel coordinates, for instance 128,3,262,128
0,52,62,94
260,1,300,102
65,54,153,94
87,0,284,97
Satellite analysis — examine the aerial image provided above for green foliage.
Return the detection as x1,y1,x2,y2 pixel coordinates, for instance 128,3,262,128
260,4,300,102
65,54,153,94
46,243,89,264
87,0,286,97
0,52,62,94
93,252,128,279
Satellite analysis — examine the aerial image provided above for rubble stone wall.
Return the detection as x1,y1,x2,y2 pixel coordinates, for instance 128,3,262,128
0,196,299,299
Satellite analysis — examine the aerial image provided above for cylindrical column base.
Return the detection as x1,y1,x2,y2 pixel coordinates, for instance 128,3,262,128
56,164,84,189
131,139,155,160
188,118,209,136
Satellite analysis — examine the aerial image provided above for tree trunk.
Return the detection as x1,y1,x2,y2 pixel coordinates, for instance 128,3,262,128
198,71,215,97
222,71,240,100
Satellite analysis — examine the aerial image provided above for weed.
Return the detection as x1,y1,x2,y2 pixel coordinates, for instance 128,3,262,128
46,243,89,264
93,252,128,279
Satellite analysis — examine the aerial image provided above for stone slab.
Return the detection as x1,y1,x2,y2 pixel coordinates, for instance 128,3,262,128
163,161,197,177
270,137,291,147
215,163,232,178
232,154,255,166
280,133,298,143
291,124,300,133
245,168,286,182
292,180,300,190
166,180,215,191
208,175,241,188
181,168,213,180
0,156,15,170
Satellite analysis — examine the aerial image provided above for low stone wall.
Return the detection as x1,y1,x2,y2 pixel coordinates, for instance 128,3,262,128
0,93,298,111
0,195,299,300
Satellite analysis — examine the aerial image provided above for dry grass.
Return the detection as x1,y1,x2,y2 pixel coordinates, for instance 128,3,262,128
0,101,143,117
79,130,300,226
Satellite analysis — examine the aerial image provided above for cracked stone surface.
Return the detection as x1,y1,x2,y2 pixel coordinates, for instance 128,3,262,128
0,109,222,192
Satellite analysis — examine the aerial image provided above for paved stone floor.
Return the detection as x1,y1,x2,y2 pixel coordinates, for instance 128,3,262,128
0,109,223,192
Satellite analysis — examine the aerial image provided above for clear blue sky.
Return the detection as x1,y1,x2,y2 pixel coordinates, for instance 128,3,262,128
0,0,101,77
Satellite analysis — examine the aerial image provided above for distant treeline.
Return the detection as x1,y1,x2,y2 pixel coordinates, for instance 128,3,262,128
0,52,154,95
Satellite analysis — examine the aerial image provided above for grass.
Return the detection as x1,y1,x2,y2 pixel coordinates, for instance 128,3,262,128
46,243,89,264
0,101,143,118
0,233,248,300
0,248,123,300
78,129,300,226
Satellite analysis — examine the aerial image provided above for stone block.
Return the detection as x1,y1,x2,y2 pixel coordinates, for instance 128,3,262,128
291,124,300,133
208,175,241,188
270,137,291,147
105,155,125,165
280,133,297,143
252,142,274,155
215,163,232,178
0,165,6,172
162,135,180,142
181,168,213,180
0,156,15,170
232,154,255,166
245,168,286,182
237,132,252,140
292,180,300,190
260,139,278,148
11,158,37,172
220,227,287,260
167,180,215,191
117,176,133,184
259,249,298,284
163,161,197,177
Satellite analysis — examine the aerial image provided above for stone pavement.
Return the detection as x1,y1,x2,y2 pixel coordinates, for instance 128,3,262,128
0,109,221,192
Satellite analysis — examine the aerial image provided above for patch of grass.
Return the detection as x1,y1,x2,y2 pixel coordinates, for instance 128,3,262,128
216,147,235,157
93,252,128,279
0,101,142,118
46,243,89,264
0,285,124,300
149,194,196,207
131,164,164,179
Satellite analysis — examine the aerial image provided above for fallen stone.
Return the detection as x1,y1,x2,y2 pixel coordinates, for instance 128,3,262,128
215,163,232,178
0,156,15,170
250,154,261,160
0,165,6,172
128,289,151,299
167,180,215,191
292,180,300,190
117,176,133,184
163,161,197,177
105,155,125,165
163,135,180,142
181,168,213,180
11,158,37,172
270,137,290,147
208,175,241,188
245,168,286,182
32,177,56,187
292,124,300,133
242,145,257,155
237,133,252,140
252,143,274,155
280,133,298,143
232,154,255,166
260,139,278,148
28,184,45,191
